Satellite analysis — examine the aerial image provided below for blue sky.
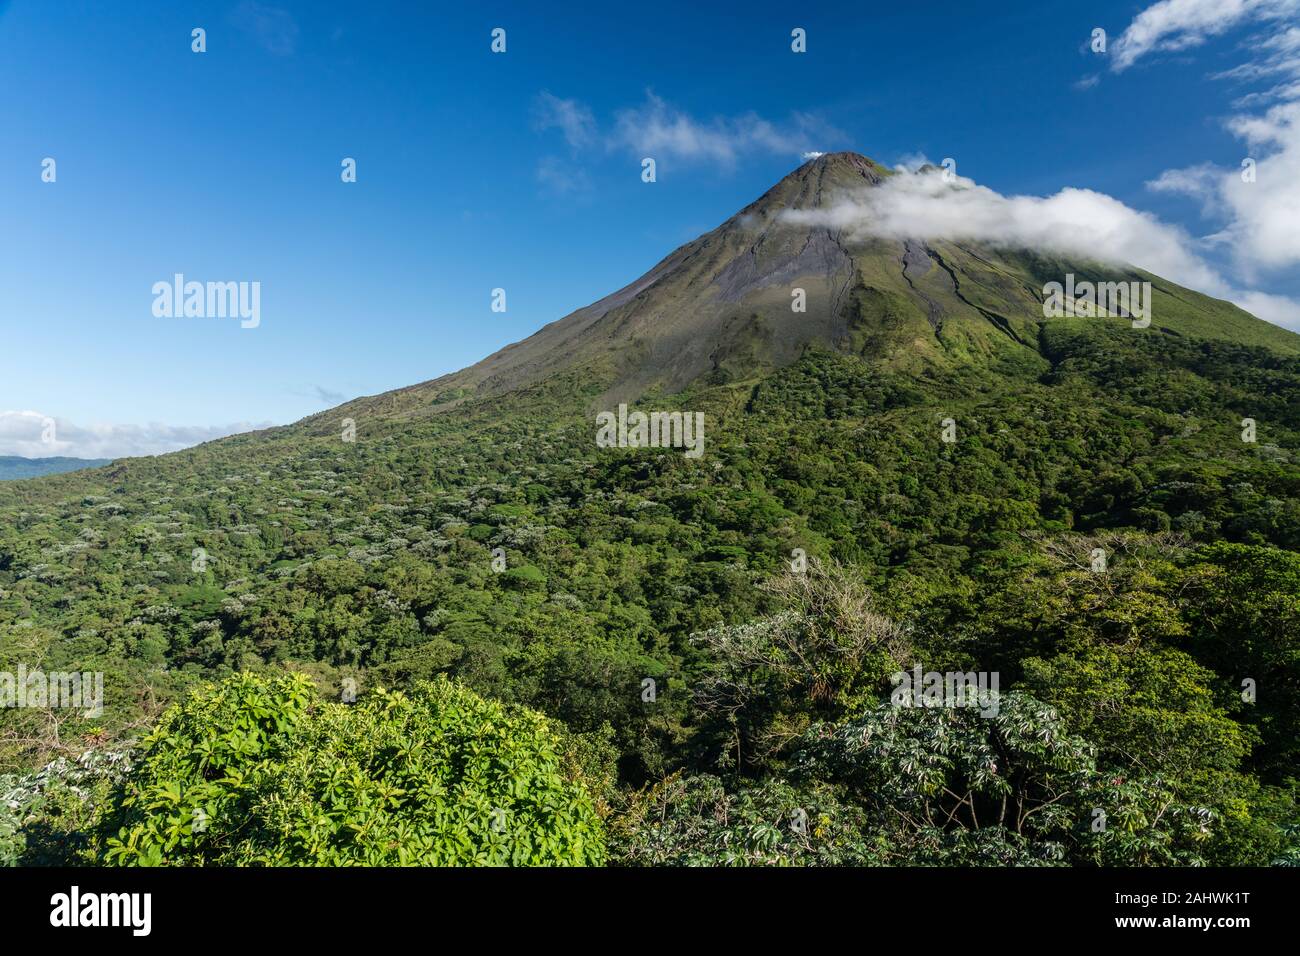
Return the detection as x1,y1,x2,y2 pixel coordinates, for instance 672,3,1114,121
2,0,1298,457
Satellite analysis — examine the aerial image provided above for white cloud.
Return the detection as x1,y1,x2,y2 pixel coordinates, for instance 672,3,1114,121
1095,1,1300,299
1202,105,1300,274
0,411,267,460
532,92,597,149
777,167,1300,329
1109,0,1298,72
892,152,936,172
231,1,299,56
1214,25,1300,88
1231,288,1300,326
530,92,842,188
1146,162,1226,215
609,93,837,167
535,155,593,197
1146,163,1220,194
1146,25,1300,274
531,92,842,178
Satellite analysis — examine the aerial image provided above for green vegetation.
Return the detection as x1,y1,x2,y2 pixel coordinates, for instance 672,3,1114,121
86,673,603,866
1,273,1298,865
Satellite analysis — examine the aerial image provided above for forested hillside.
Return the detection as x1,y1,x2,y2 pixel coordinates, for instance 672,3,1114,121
3,324,1298,864
2,155,1298,867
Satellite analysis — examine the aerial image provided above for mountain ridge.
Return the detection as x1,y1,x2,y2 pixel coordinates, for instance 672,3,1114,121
0,455,112,481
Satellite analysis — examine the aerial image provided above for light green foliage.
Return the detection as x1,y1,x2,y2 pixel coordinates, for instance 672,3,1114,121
95,673,605,866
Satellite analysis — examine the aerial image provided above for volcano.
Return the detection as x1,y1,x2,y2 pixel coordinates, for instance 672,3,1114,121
349,151,1298,422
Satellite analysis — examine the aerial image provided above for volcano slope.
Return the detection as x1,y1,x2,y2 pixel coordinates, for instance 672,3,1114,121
2,152,1299,866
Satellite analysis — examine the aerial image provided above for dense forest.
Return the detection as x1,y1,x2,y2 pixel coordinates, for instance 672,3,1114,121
2,306,1297,866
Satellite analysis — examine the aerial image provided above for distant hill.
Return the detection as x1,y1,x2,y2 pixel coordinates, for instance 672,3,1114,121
0,455,110,480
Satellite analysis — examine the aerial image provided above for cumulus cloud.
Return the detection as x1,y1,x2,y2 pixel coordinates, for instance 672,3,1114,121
1112,4,1300,278
1079,0,1300,309
777,167,1300,329
1152,110,1300,276
0,410,267,460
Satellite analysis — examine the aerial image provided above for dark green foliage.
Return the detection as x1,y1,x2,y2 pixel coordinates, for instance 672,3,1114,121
2,315,1299,865
792,692,1216,865
611,774,882,866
